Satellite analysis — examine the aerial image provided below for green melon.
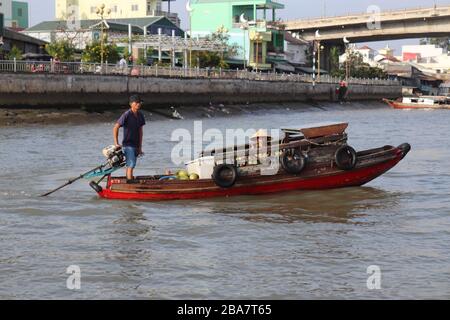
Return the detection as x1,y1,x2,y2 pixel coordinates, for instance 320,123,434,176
189,173,199,180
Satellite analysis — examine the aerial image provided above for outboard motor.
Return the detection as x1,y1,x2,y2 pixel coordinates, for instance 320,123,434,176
102,145,126,168
41,145,126,197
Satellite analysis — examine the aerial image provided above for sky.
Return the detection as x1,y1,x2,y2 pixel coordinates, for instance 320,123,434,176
24,0,450,52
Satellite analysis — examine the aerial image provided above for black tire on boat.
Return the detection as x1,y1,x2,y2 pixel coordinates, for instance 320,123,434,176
281,149,307,174
335,145,357,170
212,164,238,188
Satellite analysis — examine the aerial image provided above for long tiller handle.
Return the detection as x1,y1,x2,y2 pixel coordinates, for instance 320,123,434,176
40,164,105,197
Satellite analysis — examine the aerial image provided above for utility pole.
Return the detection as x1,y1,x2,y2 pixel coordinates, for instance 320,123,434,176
240,14,249,70
241,24,248,69
312,42,316,86
158,28,162,63
186,1,194,70
317,41,324,81
255,35,259,72
317,41,321,81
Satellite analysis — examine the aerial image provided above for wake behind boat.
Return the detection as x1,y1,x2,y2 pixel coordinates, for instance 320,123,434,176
88,123,411,201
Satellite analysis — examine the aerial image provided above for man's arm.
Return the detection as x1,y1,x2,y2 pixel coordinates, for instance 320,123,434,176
138,126,144,154
113,123,121,147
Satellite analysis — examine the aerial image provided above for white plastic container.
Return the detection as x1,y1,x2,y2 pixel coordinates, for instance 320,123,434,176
185,156,215,180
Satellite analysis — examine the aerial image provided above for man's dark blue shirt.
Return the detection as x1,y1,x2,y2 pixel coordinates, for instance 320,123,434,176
117,109,146,148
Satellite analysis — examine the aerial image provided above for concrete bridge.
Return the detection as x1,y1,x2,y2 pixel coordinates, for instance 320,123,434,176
285,5,450,44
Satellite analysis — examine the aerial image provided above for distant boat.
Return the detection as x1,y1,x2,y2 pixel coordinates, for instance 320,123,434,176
383,96,450,110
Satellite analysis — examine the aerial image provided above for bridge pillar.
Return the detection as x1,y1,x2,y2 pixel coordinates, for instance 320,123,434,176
319,43,345,74
319,43,333,73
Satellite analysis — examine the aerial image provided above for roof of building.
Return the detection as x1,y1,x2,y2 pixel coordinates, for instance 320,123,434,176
375,54,401,63
26,16,183,34
195,0,284,9
358,45,373,51
295,66,328,75
285,32,308,45
105,17,176,28
25,19,145,34
3,27,47,46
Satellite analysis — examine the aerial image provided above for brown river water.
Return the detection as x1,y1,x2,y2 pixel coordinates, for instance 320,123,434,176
0,101,449,299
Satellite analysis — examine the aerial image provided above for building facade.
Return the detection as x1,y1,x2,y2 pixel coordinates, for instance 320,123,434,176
0,0,13,27
402,44,450,75
0,0,28,28
12,1,28,28
402,45,444,62
283,32,307,64
190,0,285,70
55,0,179,26
355,45,376,65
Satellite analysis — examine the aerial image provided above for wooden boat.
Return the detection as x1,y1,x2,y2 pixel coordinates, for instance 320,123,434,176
89,123,411,201
383,96,450,110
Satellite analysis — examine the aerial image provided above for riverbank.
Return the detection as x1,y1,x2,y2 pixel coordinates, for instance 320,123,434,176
0,101,389,127
0,73,401,108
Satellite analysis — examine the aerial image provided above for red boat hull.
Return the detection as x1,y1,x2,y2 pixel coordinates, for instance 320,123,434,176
96,145,409,201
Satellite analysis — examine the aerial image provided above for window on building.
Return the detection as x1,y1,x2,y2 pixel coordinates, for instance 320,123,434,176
17,8,23,17
90,6,96,14
131,4,139,11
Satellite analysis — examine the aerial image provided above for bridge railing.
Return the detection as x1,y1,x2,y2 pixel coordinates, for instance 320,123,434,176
0,60,400,86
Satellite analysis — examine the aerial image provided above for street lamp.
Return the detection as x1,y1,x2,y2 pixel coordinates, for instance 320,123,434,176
96,4,111,70
314,30,321,82
343,36,350,81
240,13,249,69
312,30,321,85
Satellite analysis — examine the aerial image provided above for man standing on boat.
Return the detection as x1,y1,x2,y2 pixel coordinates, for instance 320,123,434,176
113,95,146,181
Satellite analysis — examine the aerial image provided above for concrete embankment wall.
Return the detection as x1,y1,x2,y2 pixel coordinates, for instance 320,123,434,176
0,73,401,108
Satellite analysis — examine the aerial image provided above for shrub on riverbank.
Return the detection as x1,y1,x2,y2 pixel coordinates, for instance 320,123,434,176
45,40,76,62
82,40,120,64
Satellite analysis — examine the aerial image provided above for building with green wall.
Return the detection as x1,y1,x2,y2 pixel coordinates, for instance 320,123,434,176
189,0,285,70
0,13,4,36
12,1,29,29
